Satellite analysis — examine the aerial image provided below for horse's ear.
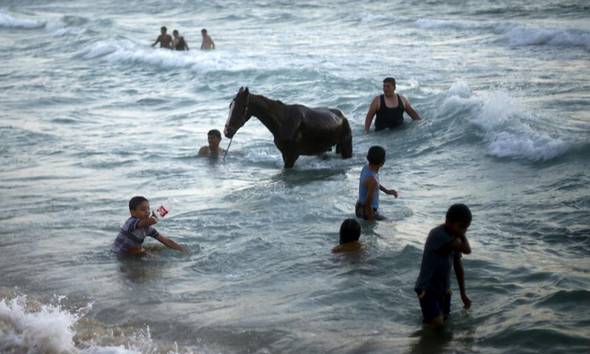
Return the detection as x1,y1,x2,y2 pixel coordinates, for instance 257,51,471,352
239,86,244,93
245,87,249,94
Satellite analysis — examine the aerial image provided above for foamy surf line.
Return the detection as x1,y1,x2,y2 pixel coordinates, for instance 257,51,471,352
415,18,590,50
0,294,190,354
440,81,572,161
78,39,245,72
0,11,45,29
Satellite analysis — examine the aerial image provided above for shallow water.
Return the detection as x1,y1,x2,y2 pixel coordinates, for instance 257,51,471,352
1,0,589,353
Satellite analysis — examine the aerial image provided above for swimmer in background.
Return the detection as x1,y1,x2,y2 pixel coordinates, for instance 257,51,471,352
112,196,185,255
200,28,215,50
152,26,173,49
172,29,189,51
332,219,363,253
198,129,225,157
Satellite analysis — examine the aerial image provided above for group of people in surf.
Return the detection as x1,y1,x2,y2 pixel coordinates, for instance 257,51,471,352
151,26,215,51
113,76,473,329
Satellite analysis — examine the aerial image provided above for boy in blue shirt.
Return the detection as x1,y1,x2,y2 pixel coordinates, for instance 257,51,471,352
355,146,398,221
112,196,185,255
414,204,473,327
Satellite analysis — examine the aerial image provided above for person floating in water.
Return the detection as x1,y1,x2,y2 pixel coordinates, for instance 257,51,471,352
364,77,421,133
172,29,189,51
200,28,215,50
332,219,363,253
198,129,224,157
414,204,473,327
355,146,398,221
112,196,185,255
152,26,173,49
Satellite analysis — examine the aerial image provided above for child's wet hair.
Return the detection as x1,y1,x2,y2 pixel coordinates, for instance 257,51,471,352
129,196,149,211
367,146,386,165
446,203,472,224
208,129,222,140
339,218,361,244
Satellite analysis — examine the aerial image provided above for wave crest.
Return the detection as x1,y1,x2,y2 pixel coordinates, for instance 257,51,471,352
440,82,572,161
415,18,590,51
0,11,45,29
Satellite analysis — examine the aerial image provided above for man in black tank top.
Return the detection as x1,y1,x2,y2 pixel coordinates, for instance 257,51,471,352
364,77,422,133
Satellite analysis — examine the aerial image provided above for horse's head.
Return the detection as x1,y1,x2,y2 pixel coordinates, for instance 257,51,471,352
224,87,251,139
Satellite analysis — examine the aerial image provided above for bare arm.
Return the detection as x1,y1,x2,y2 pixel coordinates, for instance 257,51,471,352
364,96,379,133
401,96,421,121
455,234,471,255
454,256,471,309
210,37,215,49
151,36,160,47
443,234,471,255
137,217,158,228
198,146,209,156
379,184,398,197
364,176,378,220
155,234,186,253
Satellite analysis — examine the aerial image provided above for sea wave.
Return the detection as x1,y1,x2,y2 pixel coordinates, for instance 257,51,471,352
77,39,265,73
496,23,590,50
414,18,483,31
76,38,331,76
0,294,185,354
0,11,45,29
415,18,590,50
439,81,573,161
0,295,81,353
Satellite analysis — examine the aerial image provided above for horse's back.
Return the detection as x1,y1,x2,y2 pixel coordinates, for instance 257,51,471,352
293,105,345,131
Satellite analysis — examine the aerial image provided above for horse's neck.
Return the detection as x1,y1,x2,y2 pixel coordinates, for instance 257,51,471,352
248,94,283,136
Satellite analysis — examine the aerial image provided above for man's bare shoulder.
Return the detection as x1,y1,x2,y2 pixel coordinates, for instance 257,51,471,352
198,146,209,156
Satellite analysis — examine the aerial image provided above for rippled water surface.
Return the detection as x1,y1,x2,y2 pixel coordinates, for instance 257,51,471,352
1,0,589,353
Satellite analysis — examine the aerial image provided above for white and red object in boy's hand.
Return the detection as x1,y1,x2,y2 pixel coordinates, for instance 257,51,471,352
152,205,169,220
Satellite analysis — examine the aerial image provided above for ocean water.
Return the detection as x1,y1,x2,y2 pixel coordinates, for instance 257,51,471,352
1,0,589,353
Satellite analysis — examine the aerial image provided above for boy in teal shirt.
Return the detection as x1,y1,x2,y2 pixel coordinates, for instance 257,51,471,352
355,146,398,221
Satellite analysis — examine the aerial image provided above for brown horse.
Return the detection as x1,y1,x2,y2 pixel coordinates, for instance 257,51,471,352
224,87,353,168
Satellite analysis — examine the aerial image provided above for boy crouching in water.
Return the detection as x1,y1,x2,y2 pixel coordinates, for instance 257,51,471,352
414,204,473,327
332,218,362,253
112,196,185,255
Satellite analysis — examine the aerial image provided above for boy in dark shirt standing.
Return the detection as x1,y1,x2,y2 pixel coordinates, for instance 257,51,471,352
414,204,473,327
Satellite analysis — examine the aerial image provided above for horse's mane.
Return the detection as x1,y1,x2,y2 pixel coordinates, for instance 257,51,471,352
255,94,286,108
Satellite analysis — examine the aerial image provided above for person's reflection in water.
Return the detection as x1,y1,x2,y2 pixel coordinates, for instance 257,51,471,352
408,326,454,354
116,245,166,284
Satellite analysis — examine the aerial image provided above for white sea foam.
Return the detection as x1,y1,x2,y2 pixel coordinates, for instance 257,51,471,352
77,39,311,74
498,24,590,50
415,18,590,50
415,18,482,31
442,82,571,161
0,295,169,354
0,11,45,29
0,296,79,353
78,39,238,72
